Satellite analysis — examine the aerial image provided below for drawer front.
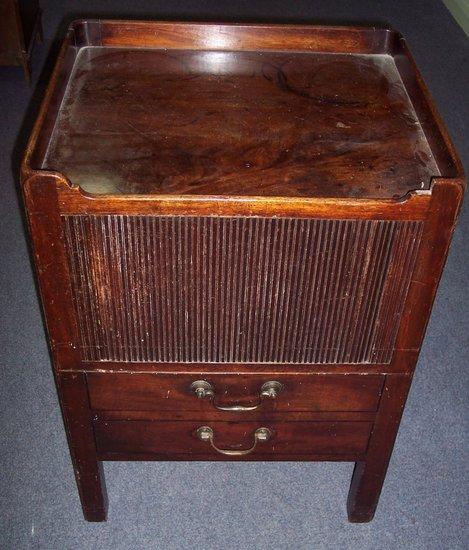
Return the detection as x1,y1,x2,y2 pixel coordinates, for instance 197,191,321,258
87,373,384,412
94,420,372,457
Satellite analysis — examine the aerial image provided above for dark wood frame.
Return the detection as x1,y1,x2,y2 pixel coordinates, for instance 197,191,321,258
21,20,465,522
0,0,43,84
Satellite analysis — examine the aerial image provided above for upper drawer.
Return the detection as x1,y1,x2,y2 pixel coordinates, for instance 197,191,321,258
87,373,384,412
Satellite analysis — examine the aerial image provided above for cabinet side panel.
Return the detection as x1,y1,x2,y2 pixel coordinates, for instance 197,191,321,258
22,177,81,369
63,215,422,365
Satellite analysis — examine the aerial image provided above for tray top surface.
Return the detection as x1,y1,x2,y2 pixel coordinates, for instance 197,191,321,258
43,46,440,198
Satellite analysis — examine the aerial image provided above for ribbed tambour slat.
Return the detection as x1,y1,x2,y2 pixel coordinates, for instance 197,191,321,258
62,216,423,364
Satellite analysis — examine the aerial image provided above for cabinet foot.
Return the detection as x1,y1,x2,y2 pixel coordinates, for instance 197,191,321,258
346,375,413,522
75,460,108,522
346,461,379,523
58,373,108,521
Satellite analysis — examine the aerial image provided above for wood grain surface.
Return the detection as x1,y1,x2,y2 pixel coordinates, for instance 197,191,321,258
86,372,384,412
43,47,439,198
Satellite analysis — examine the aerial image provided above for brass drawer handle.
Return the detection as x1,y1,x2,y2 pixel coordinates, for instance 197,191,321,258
190,380,283,411
196,426,272,456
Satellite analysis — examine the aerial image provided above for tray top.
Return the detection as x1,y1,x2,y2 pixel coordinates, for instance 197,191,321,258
42,45,440,198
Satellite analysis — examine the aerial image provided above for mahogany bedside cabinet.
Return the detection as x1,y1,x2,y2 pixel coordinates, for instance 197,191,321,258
21,20,464,522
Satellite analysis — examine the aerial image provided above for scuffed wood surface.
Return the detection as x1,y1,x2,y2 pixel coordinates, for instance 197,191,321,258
43,47,439,198
63,215,422,364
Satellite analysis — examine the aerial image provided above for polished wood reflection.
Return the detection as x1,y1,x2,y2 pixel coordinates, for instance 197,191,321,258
43,48,439,198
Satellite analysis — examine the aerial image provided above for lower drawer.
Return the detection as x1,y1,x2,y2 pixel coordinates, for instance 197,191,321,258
94,420,372,458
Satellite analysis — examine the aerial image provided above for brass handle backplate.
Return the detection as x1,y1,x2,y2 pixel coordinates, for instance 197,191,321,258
196,426,272,456
190,380,283,411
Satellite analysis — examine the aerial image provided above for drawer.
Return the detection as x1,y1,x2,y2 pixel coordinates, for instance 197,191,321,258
87,373,384,413
94,420,373,458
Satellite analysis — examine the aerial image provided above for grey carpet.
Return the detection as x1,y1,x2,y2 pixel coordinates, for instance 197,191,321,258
1,1,468,549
